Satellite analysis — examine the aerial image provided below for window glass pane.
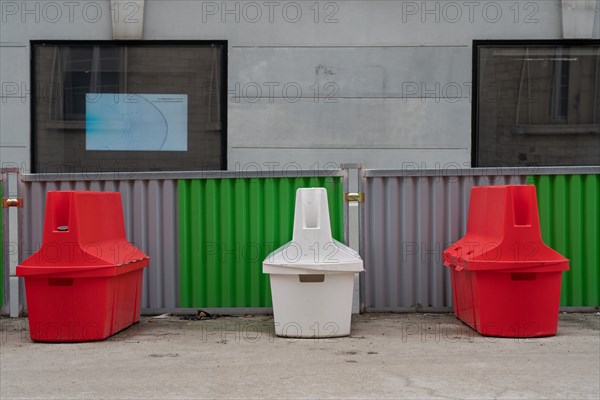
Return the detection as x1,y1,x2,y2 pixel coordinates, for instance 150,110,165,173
33,43,225,173
476,44,600,167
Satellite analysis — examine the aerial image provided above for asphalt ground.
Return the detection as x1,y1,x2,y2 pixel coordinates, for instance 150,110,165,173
1,313,599,399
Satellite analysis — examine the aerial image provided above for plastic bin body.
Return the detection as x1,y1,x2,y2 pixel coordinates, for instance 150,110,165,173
269,272,355,337
450,270,564,337
24,268,143,341
17,191,149,342
263,188,363,338
443,185,569,338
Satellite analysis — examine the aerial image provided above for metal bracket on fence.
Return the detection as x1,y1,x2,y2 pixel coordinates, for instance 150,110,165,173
344,192,364,203
2,198,23,208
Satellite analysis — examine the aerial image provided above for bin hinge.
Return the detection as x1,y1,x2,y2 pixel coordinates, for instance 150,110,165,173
344,192,364,203
2,198,23,208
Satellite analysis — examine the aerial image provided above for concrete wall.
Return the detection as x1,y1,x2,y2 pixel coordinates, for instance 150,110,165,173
1,0,598,171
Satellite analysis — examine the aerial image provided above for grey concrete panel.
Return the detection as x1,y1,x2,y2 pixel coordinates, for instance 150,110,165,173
228,97,470,148
0,146,29,170
0,46,29,151
230,46,471,98
0,0,112,43
0,99,29,147
2,1,562,45
594,0,600,38
140,0,562,46
0,46,28,95
228,148,471,170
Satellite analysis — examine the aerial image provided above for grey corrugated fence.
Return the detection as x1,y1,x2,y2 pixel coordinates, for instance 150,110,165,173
359,166,600,312
19,175,179,310
5,166,599,315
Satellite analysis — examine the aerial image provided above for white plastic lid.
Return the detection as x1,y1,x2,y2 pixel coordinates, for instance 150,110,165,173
263,188,364,274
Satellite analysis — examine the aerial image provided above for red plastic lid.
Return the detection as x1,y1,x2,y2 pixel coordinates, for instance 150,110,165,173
17,191,149,277
442,185,569,272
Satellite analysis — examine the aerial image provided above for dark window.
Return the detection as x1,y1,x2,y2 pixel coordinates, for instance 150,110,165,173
474,41,600,167
32,41,227,173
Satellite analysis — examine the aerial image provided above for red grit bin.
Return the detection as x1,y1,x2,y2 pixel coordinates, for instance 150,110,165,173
442,185,569,338
17,191,149,342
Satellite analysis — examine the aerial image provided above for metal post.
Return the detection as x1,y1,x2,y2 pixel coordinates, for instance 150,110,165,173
341,167,349,246
1,168,22,317
0,171,7,315
357,164,366,313
340,163,364,314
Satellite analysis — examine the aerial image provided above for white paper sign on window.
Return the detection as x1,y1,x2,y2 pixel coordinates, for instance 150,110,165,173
86,93,188,151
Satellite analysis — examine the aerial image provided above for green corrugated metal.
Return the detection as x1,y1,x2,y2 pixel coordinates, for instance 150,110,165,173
527,174,600,307
178,177,344,308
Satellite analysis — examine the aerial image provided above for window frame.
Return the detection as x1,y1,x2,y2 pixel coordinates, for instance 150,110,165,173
472,39,600,167
30,40,228,172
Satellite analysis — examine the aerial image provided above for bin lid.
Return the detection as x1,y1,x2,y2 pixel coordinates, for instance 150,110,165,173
17,258,149,278
263,239,364,273
263,188,363,274
442,185,569,272
17,191,149,276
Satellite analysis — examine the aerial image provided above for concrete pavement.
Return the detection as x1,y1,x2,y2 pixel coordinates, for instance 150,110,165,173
1,313,599,399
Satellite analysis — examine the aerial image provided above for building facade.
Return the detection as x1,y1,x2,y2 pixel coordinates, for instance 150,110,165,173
1,0,599,172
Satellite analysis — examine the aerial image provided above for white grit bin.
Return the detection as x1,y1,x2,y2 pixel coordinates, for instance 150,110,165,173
263,188,364,338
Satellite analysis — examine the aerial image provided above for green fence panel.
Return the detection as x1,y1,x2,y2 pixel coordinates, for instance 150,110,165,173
178,176,344,308
527,174,600,307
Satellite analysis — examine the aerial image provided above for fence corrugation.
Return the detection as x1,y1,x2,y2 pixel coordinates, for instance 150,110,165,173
526,174,600,307
361,167,600,311
19,178,179,310
14,167,598,315
361,172,529,311
178,176,344,308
